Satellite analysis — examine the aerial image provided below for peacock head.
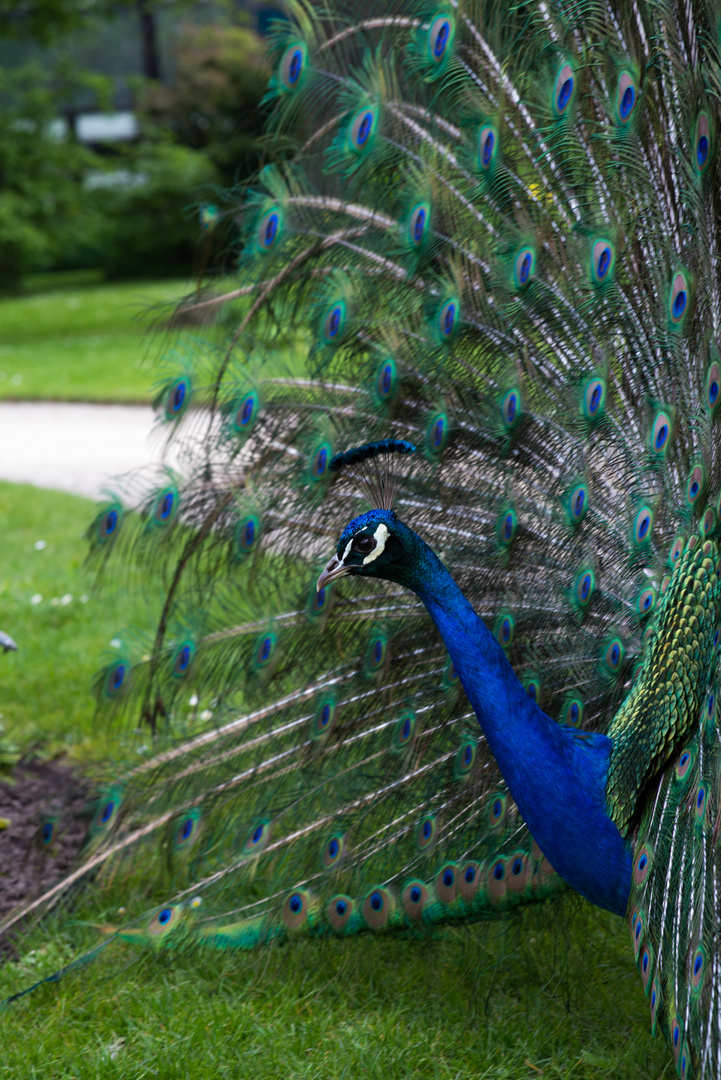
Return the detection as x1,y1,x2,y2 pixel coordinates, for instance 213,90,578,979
317,508,417,591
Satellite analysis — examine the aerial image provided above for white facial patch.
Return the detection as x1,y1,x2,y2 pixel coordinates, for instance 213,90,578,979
363,523,389,564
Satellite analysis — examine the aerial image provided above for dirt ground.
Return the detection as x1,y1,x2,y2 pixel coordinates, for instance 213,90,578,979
0,760,88,925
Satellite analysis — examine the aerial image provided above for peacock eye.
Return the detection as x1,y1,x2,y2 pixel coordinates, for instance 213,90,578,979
354,535,375,555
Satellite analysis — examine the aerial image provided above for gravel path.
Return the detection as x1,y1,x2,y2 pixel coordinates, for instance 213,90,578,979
0,402,168,500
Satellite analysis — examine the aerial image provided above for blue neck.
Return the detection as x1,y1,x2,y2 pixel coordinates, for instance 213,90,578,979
401,532,632,915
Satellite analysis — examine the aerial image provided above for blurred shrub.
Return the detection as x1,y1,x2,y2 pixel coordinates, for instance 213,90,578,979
90,141,217,278
141,21,269,187
0,19,269,289
0,62,107,291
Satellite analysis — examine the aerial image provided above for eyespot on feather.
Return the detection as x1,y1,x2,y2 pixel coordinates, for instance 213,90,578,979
616,71,637,123
695,111,711,173
674,744,696,783
639,940,655,993
487,858,507,904
243,819,270,856
573,568,594,608
691,944,707,993
454,738,476,779
553,62,575,116
152,487,178,526
632,506,654,545
602,637,624,673
590,239,614,284
40,819,55,846
477,123,498,172
500,389,521,430
320,300,346,344
256,207,283,253
103,660,128,698
234,514,260,559
567,482,588,525
232,391,260,434
669,535,685,565
437,298,458,341
94,502,123,543
282,889,314,932
497,508,517,546
706,362,720,410
636,586,656,617
582,377,606,419
311,695,337,740
308,581,331,620
348,106,377,152
427,412,448,453
686,464,705,506
365,630,388,675
633,843,652,887
650,977,662,1034
695,783,707,823
321,832,346,870
171,640,195,678
362,886,395,929
91,790,121,834
253,631,276,670
391,709,416,751
671,1016,685,1071
407,202,430,247
435,862,458,905
173,810,201,850
513,246,535,288
650,410,672,454
163,377,191,420
523,677,541,704
669,271,689,325
561,698,583,727
458,861,482,901
702,506,716,537
308,441,332,482
148,904,183,937
326,894,356,933
487,793,507,830
416,814,438,850
707,690,717,732
631,906,646,959
495,612,514,649
402,879,430,920
373,357,397,403
279,42,306,90
506,852,530,893
427,14,454,63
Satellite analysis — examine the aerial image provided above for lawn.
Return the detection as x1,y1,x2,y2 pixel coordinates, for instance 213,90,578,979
0,275,193,403
0,481,153,762
0,893,667,1080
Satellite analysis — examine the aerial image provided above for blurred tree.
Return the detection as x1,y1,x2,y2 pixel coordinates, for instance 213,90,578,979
0,0,198,80
0,0,93,42
140,20,269,186
137,0,162,80
0,61,111,290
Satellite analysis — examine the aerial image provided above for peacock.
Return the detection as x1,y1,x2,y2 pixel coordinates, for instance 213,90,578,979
3,0,721,1074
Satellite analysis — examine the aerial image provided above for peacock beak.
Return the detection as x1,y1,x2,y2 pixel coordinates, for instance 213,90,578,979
316,554,348,592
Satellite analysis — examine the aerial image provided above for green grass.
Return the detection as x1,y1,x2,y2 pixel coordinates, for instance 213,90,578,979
0,481,152,762
0,901,668,1079
0,483,670,1079
0,278,193,404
